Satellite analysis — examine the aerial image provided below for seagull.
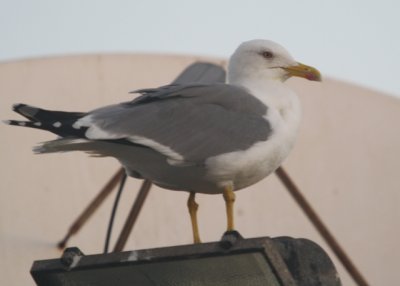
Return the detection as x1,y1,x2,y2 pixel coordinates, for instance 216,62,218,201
5,39,321,243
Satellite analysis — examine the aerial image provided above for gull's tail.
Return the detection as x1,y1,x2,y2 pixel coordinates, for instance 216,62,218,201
33,138,108,156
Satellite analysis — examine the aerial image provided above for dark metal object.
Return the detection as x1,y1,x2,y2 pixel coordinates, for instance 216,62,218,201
57,168,125,249
60,247,84,268
219,230,243,249
104,173,127,253
275,166,369,286
113,179,152,252
32,234,341,286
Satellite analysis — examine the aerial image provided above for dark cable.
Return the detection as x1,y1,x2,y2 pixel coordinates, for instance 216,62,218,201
113,179,152,252
104,173,127,253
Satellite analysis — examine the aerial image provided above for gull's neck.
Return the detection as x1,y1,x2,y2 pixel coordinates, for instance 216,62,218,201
228,69,302,137
228,71,293,109
227,61,292,104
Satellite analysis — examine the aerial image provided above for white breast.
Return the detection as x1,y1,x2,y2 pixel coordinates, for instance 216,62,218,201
205,81,302,190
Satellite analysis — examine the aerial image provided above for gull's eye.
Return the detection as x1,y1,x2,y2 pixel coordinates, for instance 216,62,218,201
261,50,273,59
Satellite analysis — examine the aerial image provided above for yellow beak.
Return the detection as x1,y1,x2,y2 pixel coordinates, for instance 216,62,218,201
282,62,322,81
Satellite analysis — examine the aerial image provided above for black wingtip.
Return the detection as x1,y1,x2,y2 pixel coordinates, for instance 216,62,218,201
12,103,40,121
3,119,29,126
12,103,24,111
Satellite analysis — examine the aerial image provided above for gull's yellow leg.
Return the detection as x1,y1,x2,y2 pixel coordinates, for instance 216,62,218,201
187,192,201,243
223,185,236,231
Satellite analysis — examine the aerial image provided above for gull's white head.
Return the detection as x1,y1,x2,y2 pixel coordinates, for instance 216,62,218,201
227,39,321,84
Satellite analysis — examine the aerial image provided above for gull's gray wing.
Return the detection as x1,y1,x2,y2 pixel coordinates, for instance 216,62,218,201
172,62,226,84
77,83,271,165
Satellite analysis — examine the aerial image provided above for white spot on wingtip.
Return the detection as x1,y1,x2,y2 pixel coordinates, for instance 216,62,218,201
18,122,26,126
34,122,42,127
53,121,61,128
2,120,11,125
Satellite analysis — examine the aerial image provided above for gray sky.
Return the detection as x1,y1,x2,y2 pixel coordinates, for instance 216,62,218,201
1,0,399,96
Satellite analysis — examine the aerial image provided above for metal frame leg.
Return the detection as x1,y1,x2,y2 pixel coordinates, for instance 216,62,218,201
58,168,125,249
275,166,369,286
113,179,152,252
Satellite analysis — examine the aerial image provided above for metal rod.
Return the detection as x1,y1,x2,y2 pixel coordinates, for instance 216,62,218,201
104,173,127,253
57,167,125,249
113,179,152,252
275,166,369,286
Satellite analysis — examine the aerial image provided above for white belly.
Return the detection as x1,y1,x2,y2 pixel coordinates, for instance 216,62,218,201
205,92,301,191
205,125,296,190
